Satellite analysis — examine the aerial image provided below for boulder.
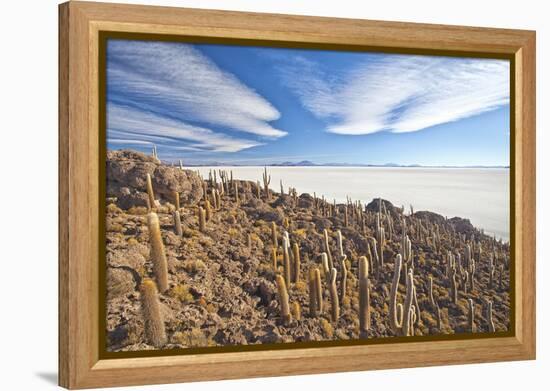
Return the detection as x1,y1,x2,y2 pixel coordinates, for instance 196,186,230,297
106,149,203,209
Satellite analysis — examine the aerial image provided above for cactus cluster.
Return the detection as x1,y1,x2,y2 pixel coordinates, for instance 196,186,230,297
119,163,509,351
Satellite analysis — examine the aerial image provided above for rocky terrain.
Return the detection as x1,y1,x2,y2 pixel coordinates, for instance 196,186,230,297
105,149,511,352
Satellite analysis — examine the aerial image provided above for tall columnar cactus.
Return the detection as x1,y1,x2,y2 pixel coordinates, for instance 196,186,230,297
234,181,239,204
198,206,206,232
173,210,182,237
269,247,278,270
283,241,291,287
147,212,169,293
314,268,323,313
489,254,495,289
358,256,370,332
486,300,495,332
262,166,271,200
146,173,156,210
292,243,301,283
469,258,476,292
328,268,339,322
280,179,284,195
337,230,344,258
339,255,348,303
256,180,261,199
283,231,290,250
205,199,212,221
202,181,208,203
309,268,319,318
344,205,349,227
446,251,455,278
139,279,167,348
468,298,476,333
390,254,403,334
498,264,504,290
379,226,385,266
320,252,330,279
428,276,436,308
173,191,180,211
271,221,278,248
401,269,416,336
323,229,334,270
216,188,222,209
275,275,292,326
368,237,380,277
465,243,472,267
211,189,218,210
450,270,458,305
291,302,301,321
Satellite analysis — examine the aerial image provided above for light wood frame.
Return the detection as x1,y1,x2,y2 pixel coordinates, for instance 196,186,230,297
59,1,536,389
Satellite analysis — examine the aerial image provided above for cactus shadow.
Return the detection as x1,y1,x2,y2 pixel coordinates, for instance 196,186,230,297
35,372,57,385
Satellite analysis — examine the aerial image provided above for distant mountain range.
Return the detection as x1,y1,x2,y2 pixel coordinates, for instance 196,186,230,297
182,161,509,168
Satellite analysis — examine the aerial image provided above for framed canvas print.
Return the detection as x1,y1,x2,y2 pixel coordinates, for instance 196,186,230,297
58,1,536,389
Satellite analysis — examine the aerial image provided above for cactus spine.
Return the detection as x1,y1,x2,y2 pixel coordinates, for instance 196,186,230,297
275,275,292,326
140,279,166,348
147,212,168,293
328,268,339,322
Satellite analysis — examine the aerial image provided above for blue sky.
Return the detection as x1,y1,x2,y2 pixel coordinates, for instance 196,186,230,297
106,39,510,166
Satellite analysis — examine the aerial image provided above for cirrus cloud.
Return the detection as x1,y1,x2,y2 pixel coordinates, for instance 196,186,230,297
277,54,509,135
107,40,286,158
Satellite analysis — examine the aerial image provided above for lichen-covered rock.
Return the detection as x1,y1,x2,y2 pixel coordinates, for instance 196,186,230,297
107,149,203,208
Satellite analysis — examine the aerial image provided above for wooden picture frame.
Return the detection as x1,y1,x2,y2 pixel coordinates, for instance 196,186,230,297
59,1,536,389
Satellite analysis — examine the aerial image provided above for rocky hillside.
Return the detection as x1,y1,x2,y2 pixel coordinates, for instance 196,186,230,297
105,150,510,352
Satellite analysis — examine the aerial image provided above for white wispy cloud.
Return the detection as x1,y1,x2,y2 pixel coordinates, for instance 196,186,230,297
107,40,286,138
278,54,509,135
108,104,262,153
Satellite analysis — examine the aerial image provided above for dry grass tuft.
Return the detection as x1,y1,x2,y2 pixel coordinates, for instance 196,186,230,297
169,284,194,303
183,259,206,273
320,318,334,338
